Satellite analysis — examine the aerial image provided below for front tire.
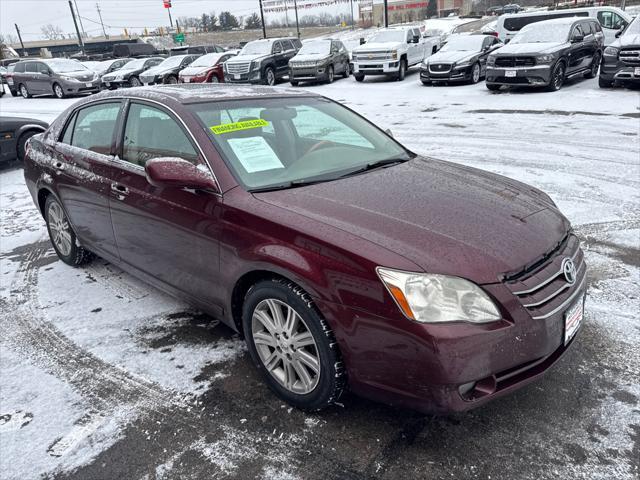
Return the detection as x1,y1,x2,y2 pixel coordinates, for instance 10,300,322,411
470,62,481,84
598,76,613,88
165,75,178,84
397,58,407,81
342,62,350,78
44,196,94,267
290,80,299,86
264,67,276,86
326,65,334,84
53,83,66,99
129,76,141,87
354,73,365,82
486,83,501,91
242,279,345,411
546,61,565,92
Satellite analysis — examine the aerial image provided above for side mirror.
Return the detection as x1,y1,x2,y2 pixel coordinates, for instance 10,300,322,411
385,128,394,138
360,38,366,45
504,38,511,44
615,29,623,38
572,34,584,43
145,157,218,191
412,36,420,43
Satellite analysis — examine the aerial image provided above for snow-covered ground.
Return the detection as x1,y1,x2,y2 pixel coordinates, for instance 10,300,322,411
1,74,639,480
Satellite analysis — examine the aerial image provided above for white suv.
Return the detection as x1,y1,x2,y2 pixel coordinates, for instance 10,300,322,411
352,26,433,82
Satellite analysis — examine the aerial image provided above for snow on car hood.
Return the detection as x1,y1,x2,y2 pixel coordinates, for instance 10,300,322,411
255,157,569,283
428,50,476,64
291,54,330,62
227,54,269,63
617,33,640,48
141,66,173,77
497,42,566,55
353,42,403,53
180,65,212,76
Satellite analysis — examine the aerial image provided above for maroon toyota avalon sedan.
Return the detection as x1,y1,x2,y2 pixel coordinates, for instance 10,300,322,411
23,85,586,414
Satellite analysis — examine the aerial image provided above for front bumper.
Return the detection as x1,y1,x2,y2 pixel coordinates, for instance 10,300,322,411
60,78,100,94
317,238,587,414
101,79,130,89
486,64,552,87
600,59,640,84
420,65,472,83
353,60,400,75
224,69,263,84
289,66,329,82
140,76,161,86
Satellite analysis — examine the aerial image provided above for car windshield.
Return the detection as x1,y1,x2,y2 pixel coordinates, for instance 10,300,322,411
624,16,640,35
83,61,101,71
241,41,272,55
190,53,223,67
158,56,185,68
47,59,88,73
441,35,485,51
369,30,406,43
511,22,570,44
190,97,412,191
121,58,146,70
298,41,331,55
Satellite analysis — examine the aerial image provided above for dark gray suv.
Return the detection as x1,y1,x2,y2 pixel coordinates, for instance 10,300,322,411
289,39,350,85
486,17,604,91
13,58,100,99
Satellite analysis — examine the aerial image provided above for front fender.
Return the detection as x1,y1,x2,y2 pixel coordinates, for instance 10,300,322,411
16,124,47,139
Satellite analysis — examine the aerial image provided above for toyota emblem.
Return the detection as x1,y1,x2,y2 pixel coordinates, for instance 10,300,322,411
561,258,577,285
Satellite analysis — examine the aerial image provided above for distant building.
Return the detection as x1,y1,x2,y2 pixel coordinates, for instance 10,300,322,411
364,0,473,26
10,35,141,59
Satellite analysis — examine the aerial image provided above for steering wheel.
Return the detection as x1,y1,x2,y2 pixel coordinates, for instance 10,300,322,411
304,140,333,157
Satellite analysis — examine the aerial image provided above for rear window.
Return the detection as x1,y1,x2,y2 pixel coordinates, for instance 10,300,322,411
26,63,38,73
14,62,26,73
504,12,588,32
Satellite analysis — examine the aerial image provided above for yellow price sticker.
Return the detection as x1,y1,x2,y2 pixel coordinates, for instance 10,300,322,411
210,119,269,135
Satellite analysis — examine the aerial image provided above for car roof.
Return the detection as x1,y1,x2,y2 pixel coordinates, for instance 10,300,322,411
527,16,593,27
88,84,316,105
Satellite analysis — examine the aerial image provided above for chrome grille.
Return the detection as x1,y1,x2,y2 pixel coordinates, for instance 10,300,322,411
620,49,640,64
429,63,452,73
355,51,393,61
226,62,251,74
505,235,586,320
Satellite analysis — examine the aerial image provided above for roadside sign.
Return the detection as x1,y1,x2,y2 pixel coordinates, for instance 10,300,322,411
173,33,185,43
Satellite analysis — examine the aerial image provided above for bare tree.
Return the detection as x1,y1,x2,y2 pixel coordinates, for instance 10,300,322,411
40,24,65,40
0,33,18,45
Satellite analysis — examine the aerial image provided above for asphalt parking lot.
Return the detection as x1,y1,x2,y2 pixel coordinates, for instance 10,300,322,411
1,73,639,480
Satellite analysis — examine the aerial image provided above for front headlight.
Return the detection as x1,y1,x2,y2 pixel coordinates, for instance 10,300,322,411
536,54,554,64
391,51,398,60
603,46,619,57
454,61,471,69
487,55,496,67
377,267,501,324
60,75,77,82
115,74,124,80
250,61,261,72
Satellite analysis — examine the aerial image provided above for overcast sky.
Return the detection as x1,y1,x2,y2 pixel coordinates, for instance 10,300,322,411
0,0,358,41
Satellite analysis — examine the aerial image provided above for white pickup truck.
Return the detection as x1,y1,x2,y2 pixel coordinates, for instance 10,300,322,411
352,26,437,82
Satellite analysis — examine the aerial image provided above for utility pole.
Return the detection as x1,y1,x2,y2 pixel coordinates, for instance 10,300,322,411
259,0,267,39
14,24,26,56
350,0,355,30
96,3,108,38
383,0,389,28
73,0,87,38
68,0,85,55
293,0,300,38
284,0,289,28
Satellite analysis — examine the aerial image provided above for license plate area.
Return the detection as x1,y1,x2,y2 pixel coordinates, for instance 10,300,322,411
85,82,92,87
505,70,517,77
564,295,584,345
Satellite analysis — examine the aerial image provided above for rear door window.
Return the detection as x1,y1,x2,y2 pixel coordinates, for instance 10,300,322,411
14,62,26,73
71,102,121,155
25,63,37,73
122,103,199,167
504,12,588,31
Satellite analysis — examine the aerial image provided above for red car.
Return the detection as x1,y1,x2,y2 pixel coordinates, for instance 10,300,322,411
178,51,238,84
23,86,586,414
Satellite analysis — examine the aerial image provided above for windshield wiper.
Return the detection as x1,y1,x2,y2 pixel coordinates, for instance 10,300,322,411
249,177,335,193
338,157,410,179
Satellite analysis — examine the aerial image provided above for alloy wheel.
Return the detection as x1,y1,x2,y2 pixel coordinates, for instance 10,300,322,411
328,65,334,83
211,76,219,83
251,298,320,394
54,84,64,98
20,84,28,98
167,76,178,84
552,63,565,90
591,54,600,77
130,77,141,87
47,202,72,257
472,63,481,83
266,69,275,86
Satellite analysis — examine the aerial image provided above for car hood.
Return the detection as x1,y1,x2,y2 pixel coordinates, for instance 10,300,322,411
291,54,330,62
227,54,269,63
104,68,138,79
141,66,173,77
428,50,477,63
254,158,569,284
354,41,403,53
180,65,212,76
61,70,95,80
496,42,565,55
618,33,640,48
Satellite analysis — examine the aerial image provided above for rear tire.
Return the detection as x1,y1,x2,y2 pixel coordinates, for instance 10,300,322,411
486,83,501,91
354,73,365,82
242,279,346,412
44,195,94,267
585,52,601,79
290,80,299,86
17,130,38,162
598,76,613,88
19,84,31,98
11,89,19,97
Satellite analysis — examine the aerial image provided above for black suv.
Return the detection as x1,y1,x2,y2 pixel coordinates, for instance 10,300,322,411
486,17,604,91
599,15,640,88
224,37,302,86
